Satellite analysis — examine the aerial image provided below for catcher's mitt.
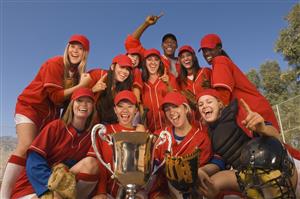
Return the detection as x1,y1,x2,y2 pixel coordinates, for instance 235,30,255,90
48,163,76,199
165,149,200,192
40,191,54,199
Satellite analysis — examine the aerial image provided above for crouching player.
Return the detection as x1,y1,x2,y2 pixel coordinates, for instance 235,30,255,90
196,89,298,198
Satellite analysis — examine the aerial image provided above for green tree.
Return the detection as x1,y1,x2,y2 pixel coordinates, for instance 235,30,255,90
280,68,300,96
259,60,287,105
246,68,261,89
275,3,300,68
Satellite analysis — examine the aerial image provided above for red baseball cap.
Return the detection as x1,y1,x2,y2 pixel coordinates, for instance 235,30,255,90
114,90,137,105
71,87,95,101
112,54,133,68
160,91,188,109
178,45,195,56
69,34,90,51
127,47,142,56
197,89,221,102
144,48,161,59
198,34,222,52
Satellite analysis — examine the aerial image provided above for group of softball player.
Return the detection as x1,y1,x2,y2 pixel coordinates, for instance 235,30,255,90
1,14,299,199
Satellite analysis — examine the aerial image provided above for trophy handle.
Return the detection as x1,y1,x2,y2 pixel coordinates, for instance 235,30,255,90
151,130,172,175
91,124,115,177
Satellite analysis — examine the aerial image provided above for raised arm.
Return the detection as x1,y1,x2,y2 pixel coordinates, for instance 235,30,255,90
132,13,164,40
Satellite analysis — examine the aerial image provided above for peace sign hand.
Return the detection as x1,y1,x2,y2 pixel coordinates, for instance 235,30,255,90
240,98,266,133
92,73,107,93
145,12,164,26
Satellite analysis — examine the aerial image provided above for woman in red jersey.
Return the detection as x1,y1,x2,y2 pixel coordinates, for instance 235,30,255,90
198,33,279,132
141,48,178,133
72,90,146,199
1,34,91,199
177,45,212,127
87,54,134,125
11,87,98,199
150,91,212,199
124,14,180,77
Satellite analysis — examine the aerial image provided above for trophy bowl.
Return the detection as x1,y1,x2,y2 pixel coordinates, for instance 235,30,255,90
91,124,172,198
112,131,155,187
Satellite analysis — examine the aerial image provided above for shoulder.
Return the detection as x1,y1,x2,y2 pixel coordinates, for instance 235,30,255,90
201,67,212,73
41,56,64,72
46,119,65,131
88,68,107,77
45,56,64,65
213,55,231,64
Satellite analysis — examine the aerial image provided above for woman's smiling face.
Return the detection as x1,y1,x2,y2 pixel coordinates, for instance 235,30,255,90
114,100,137,127
113,64,131,82
198,95,223,123
164,104,189,128
145,55,160,75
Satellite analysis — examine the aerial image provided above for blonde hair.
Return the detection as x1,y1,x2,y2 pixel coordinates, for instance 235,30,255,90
63,43,89,80
183,103,193,123
62,100,97,132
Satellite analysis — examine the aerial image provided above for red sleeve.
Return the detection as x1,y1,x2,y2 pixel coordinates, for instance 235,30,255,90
133,68,143,90
46,87,65,105
95,163,108,194
198,131,213,167
42,57,64,89
202,67,212,82
124,34,146,56
211,56,234,92
41,57,65,105
215,87,231,106
168,74,179,91
28,120,60,158
284,144,300,160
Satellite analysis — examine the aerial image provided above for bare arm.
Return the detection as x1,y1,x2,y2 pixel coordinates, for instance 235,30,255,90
63,73,92,99
132,14,163,40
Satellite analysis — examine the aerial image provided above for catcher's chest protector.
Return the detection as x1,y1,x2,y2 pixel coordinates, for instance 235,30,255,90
208,100,251,169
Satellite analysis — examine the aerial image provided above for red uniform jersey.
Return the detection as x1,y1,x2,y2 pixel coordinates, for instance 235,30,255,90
178,68,212,126
154,126,212,167
211,56,279,131
132,68,143,90
15,56,66,130
150,126,212,198
142,75,178,133
87,123,136,197
11,119,92,199
125,35,180,76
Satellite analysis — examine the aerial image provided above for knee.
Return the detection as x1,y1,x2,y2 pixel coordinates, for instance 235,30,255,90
72,157,100,175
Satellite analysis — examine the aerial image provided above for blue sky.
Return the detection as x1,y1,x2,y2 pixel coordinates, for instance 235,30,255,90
0,0,298,137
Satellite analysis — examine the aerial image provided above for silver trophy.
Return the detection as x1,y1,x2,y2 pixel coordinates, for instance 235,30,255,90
91,124,172,199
